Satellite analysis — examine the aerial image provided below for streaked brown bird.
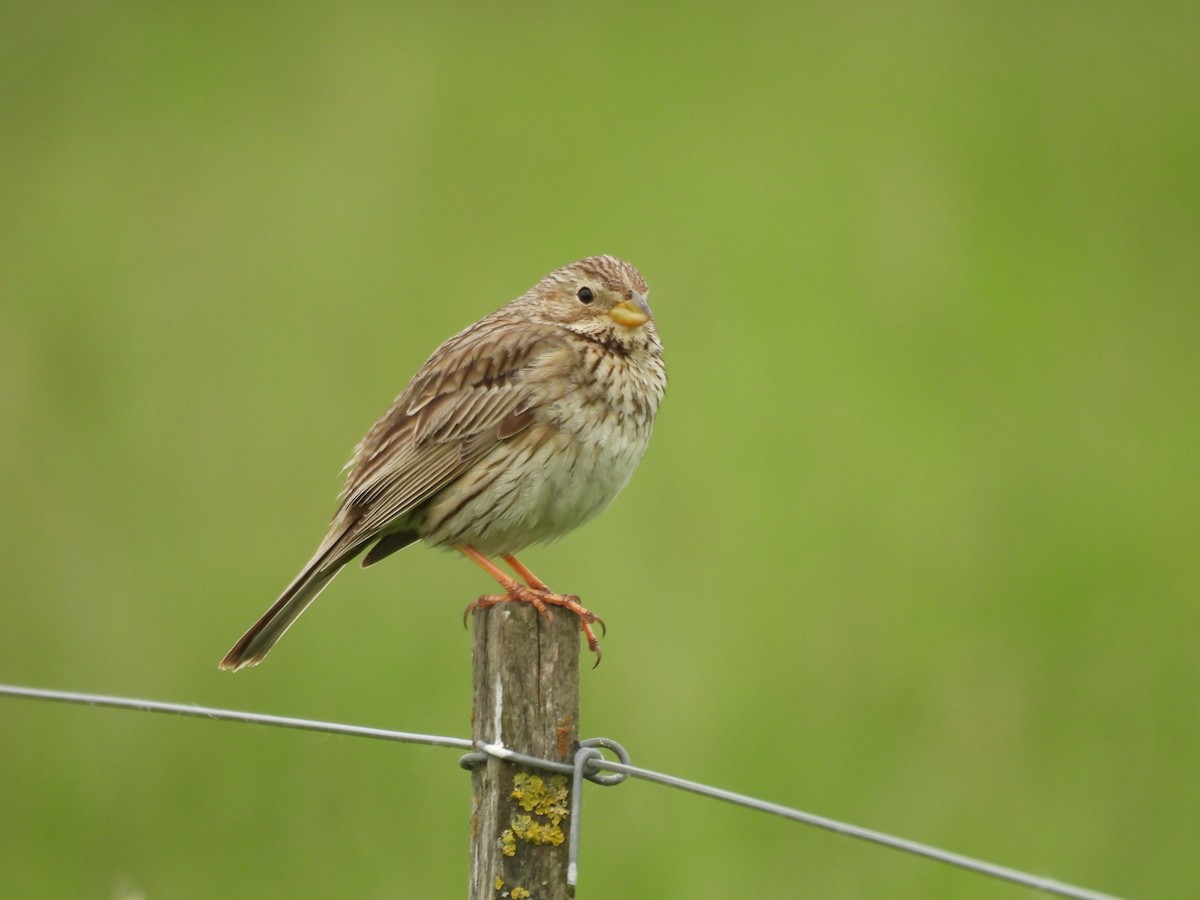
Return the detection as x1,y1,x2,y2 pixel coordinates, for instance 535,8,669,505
220,255,665,670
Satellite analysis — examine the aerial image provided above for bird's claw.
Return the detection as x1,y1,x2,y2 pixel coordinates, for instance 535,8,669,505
463,586,606,665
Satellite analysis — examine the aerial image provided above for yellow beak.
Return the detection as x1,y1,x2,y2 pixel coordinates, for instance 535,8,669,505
609,292,652,328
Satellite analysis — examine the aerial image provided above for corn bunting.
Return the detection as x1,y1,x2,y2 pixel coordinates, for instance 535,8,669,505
220,255,665,670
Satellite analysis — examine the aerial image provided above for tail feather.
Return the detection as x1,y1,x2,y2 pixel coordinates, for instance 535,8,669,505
221,521,422,670
220,535,364,671
219,570,339,671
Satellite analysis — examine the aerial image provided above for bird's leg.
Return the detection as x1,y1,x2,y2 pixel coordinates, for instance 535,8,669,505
457,546,605,664
500,553,550,591
502,552,607,642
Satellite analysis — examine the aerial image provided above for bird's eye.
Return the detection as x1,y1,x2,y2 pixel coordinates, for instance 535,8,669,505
576,286,594,304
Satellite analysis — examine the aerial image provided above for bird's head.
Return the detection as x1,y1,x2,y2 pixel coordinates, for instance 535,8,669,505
524,255,656,343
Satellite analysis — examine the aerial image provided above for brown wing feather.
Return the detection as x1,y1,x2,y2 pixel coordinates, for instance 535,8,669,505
219,318,559,671
327,318,558,555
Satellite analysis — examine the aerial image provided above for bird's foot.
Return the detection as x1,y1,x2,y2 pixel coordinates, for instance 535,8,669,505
464,584,606,666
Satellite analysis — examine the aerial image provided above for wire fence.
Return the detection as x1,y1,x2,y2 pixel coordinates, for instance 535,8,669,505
1,683,1123,900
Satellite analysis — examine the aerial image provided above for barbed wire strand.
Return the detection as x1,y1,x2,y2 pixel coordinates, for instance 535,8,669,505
1,684,1122,900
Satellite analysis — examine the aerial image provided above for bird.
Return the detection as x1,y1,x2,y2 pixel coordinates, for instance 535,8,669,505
220,255,666,671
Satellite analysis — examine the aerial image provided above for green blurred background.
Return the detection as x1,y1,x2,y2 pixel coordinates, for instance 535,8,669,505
2,3,1197,897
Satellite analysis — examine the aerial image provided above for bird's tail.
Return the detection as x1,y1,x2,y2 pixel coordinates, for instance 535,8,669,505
219,540,351,671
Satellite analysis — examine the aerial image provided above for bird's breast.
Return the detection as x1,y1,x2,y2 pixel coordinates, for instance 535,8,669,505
416,339,663,556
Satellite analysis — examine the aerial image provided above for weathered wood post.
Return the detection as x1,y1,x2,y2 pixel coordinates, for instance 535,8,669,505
469,603,581,899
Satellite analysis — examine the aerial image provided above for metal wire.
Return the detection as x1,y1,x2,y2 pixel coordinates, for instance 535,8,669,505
593,758,1122,900
1,684,1123,899
567,738,632,886
0,684,472,750
568,747,605,886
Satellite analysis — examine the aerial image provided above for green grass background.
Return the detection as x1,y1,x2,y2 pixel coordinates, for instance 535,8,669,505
2,3,1197,897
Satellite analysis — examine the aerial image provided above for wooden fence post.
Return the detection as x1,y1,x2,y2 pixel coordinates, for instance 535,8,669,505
469,603,581,899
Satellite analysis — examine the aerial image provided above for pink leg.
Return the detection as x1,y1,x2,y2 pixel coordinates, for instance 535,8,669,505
457,546,606,664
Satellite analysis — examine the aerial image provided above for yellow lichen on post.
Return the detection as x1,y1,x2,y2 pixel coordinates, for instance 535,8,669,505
500,828,517,857
510,888,531,899
510,813,565,847
511,773,569,824
507,772,569,850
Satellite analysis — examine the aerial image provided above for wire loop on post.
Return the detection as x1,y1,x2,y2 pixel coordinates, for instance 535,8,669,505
577,737,630,786
458,749,486,770
568,738,632,885
567,746,603,887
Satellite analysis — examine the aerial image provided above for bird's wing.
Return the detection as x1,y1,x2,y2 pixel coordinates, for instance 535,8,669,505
329,318,558,550
220,320,557,670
